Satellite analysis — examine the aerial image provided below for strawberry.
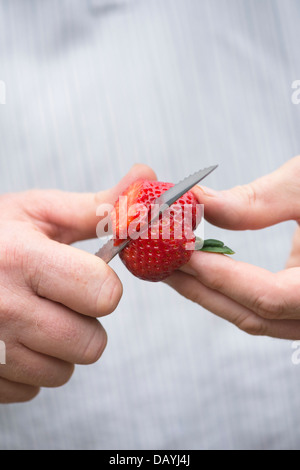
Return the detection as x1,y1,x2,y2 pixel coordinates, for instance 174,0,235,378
112,179,198,281
112,179,234,282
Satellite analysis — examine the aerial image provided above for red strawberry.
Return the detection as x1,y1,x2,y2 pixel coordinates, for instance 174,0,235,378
112,179,199,282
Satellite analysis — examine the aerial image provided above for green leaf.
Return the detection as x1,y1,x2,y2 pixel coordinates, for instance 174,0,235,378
202,239,225,248
200,245,235,255
195,237,235,255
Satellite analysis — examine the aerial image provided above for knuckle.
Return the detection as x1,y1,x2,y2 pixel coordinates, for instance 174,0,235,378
0,234,24,271
209,273,226,292
0,230,45,295
245,183,257,207
252,288,286,320
234,183,257,208
231,183,258,229
186,288,202,305
19,359,75,388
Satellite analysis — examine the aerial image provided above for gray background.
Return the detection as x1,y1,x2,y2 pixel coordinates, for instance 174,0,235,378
0,0,300,449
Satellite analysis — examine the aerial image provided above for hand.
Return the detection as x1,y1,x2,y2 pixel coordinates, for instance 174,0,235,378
165,156,300,340
0,164,156,403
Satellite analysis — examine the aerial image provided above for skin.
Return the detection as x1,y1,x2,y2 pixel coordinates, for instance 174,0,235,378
0,164,156,404
165,155,300,340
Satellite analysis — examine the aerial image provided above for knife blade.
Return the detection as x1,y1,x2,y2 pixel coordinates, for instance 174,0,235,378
95,164,218,263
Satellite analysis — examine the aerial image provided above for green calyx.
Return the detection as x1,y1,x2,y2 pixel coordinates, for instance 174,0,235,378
195,237,235,255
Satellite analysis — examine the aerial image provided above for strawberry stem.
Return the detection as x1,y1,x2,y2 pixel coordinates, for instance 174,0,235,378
195,237,235,255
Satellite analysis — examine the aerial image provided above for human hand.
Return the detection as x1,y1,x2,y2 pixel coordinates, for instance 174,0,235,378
165,156,300,339
0,164,156,403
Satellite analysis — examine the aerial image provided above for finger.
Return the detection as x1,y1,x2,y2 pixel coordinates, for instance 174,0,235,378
25,234,123,317
22,164,157,243
180,251,294,320
0,344,75,388
0,377,40,404
19,296,107,365
165,270,300,339
193,156,300,230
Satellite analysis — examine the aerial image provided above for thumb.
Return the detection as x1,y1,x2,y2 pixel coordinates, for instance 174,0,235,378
24,164,157,243
193,156,300,230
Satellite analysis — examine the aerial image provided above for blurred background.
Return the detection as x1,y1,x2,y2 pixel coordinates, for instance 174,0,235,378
0,0,300,449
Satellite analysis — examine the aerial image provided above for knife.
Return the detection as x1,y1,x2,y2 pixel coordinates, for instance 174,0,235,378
95,164,218,263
